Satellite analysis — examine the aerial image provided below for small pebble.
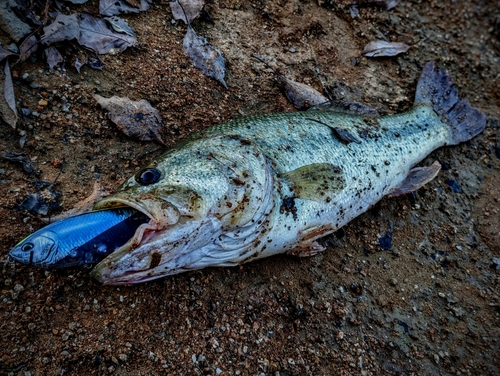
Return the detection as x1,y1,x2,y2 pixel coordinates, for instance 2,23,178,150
118,353,128,362
434,354,440,364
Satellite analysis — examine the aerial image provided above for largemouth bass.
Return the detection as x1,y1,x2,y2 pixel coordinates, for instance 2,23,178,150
91,62,486,285
9,208,149,268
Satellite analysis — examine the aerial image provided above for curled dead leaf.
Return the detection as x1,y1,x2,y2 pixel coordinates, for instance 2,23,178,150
278,76,328,110
99,0,151,16
183,25,227,88
79,13,138,55
0,46,15,62
41,13,80,45
362,40,410,57
94,94,165,144
19,34,39,63
0,60,17,129
45,46,64,69
170,0,205,24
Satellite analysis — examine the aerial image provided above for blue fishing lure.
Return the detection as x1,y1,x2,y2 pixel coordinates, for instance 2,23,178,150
9,208,149,268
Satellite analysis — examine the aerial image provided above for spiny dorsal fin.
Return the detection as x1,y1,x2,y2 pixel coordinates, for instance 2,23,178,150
305,117,361,144
309,100,379,116
388,161,441,197
279,163,345,203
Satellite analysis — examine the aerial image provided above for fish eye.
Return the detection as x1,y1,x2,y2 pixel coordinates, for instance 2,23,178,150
21,242,34,252
135,168,161,186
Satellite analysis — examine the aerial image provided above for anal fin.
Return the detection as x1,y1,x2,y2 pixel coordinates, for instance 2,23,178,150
389,161,441,197
287,241,326,257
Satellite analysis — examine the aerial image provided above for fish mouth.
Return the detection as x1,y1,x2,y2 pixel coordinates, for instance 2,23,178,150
92,194,180,228
90,194,181,284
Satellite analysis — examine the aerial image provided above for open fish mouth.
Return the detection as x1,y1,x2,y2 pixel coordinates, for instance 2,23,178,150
90,194,189,284
93,194,180,230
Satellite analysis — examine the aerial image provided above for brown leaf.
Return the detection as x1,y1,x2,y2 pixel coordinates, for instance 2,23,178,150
45,46,64,69
94,95,165,144
362,40,410,57
183,25,227,88
0,46,16,62
0,60,17,129
19,34,39,63
278,76,328,110
78,13,138,54
41,13,80,45
99,0,151,16
170,0,205,24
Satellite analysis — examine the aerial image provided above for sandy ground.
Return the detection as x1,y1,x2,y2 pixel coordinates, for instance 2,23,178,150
1,0,499,375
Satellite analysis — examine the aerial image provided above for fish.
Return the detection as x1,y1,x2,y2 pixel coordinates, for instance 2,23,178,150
9,208,149,268
89,62,486,285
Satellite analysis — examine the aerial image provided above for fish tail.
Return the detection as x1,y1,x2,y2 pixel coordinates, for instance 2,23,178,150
414,62,486,145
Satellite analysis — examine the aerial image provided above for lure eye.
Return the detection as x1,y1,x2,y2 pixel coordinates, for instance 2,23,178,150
21,242,34,252
135,168,161,186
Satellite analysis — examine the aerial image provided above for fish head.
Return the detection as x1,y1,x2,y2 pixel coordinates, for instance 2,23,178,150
9,231,59,267
91,138,274,285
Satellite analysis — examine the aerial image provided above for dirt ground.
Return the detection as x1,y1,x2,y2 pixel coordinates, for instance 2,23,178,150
1,0,499,375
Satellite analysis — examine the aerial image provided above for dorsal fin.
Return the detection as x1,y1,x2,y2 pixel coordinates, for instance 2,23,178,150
309,100,379,116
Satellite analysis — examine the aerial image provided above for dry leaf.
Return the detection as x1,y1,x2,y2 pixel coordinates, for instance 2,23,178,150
42,13,137,55
41,13,80,45
170,0,205,24
183,25,227,88
362,40,410,57
99,0,151,16
79,13,137,54
105,16,136,37
45,46,64,69
0,60,17,128
0,46,16,62
19,34,39,63
278,77,328,110
94,95,165,144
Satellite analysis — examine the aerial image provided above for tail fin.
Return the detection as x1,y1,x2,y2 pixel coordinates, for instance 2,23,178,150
414,62,486,145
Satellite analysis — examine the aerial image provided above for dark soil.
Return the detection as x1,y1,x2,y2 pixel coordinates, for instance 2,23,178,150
1,0,499,375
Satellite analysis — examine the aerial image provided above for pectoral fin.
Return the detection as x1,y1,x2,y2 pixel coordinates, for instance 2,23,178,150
389,161,441,197
279,163,345,203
